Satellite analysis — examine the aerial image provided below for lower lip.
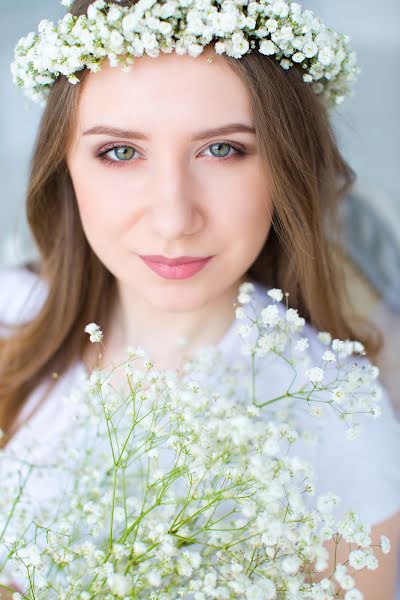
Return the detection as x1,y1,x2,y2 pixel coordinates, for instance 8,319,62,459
139,256,213,280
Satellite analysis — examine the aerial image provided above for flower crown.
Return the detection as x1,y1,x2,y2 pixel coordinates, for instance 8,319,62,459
10,0,360,110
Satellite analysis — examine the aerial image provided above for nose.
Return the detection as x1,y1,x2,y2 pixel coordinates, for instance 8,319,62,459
147,156,204,240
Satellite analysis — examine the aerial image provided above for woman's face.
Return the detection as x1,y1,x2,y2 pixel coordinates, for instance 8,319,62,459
66,47,273,314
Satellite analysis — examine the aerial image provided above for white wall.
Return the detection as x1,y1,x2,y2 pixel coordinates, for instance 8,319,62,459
306,0,400,203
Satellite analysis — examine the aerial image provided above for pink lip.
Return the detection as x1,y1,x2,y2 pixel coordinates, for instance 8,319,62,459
139,255,214,280
140,255,211,266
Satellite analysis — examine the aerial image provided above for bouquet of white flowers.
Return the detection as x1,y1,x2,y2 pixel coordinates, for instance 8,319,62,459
0,283,391,599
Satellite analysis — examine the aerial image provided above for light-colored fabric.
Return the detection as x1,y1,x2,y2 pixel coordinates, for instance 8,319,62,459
2,266,400,594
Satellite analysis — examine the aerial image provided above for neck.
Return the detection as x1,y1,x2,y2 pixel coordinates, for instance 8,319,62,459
85,275,249,374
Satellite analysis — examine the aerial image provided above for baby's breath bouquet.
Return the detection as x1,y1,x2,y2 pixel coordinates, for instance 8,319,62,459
0,283,391,599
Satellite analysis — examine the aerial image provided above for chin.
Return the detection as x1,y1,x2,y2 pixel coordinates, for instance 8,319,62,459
147,283,212,312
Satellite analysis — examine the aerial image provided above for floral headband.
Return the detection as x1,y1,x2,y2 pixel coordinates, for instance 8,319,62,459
10,0,360,109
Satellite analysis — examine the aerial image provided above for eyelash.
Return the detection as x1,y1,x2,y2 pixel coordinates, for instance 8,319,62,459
96,142,246,168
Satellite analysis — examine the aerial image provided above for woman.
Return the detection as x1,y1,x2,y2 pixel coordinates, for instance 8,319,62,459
1,0,399,597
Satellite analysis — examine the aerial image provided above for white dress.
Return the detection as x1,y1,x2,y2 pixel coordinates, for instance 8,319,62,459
1,266,399,596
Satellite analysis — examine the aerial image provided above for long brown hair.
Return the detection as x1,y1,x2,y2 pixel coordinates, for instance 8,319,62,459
0,0,382,442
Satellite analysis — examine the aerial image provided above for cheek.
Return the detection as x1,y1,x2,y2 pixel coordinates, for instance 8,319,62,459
71,168,132,255
223,168,273,245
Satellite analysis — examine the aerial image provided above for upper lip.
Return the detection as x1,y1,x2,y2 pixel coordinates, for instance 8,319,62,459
140,255,212,266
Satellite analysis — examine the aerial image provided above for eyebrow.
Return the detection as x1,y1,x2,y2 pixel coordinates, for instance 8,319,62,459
82,123,256,141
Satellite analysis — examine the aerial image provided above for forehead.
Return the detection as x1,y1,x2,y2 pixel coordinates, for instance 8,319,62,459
76,47,253,134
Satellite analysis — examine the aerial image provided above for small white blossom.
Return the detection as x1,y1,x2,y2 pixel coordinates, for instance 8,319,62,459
285,308,305,329
84,322,103,343
310,405,323,418
281,555,301,575
380,535,391,554
261,304,281,327
332,387,346,404
259,39,278,55
107,573,133,596
294,337,309,352
305,366,324,384
344,591,364,600
348,549,368,570
267,288,283,302
292,51,305,63
238,292,252,304
365,553,379,569
322,350,336,362
317,331,332,345
11,0,359,110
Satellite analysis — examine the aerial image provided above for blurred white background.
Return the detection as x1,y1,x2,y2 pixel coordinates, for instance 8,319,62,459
0,0,399,253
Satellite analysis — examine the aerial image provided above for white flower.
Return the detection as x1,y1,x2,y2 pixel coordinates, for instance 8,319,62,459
303,40,318,58
261,304,280,327
146,569,162,586
67,74,80,84
281,555,300,575
353,341,366,354
332,338,345,353
348,549,367,570
344,591,364,600
341,575,356,590
331,387,346,404
259,40,278,56
292,51,305,63
109,30,124,52
364,553,378,569
107,6,123,23
322,350,336,362
310,405,323,418
294,337,309,352
285,308,305,329
318,46,334,65
305,366,324,384
380,535,391,554
214,41,226,54
107,573,133,596
84,322,103,343
238,292,252,304
61,0,73,7
267,288,283,302
239,281,255,294
12,0,359,110
317,331,332,345
272,0,290,18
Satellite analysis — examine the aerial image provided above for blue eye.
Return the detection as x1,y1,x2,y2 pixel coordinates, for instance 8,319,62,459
104,146,137,162
97,142,245,168
205,142,237,159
